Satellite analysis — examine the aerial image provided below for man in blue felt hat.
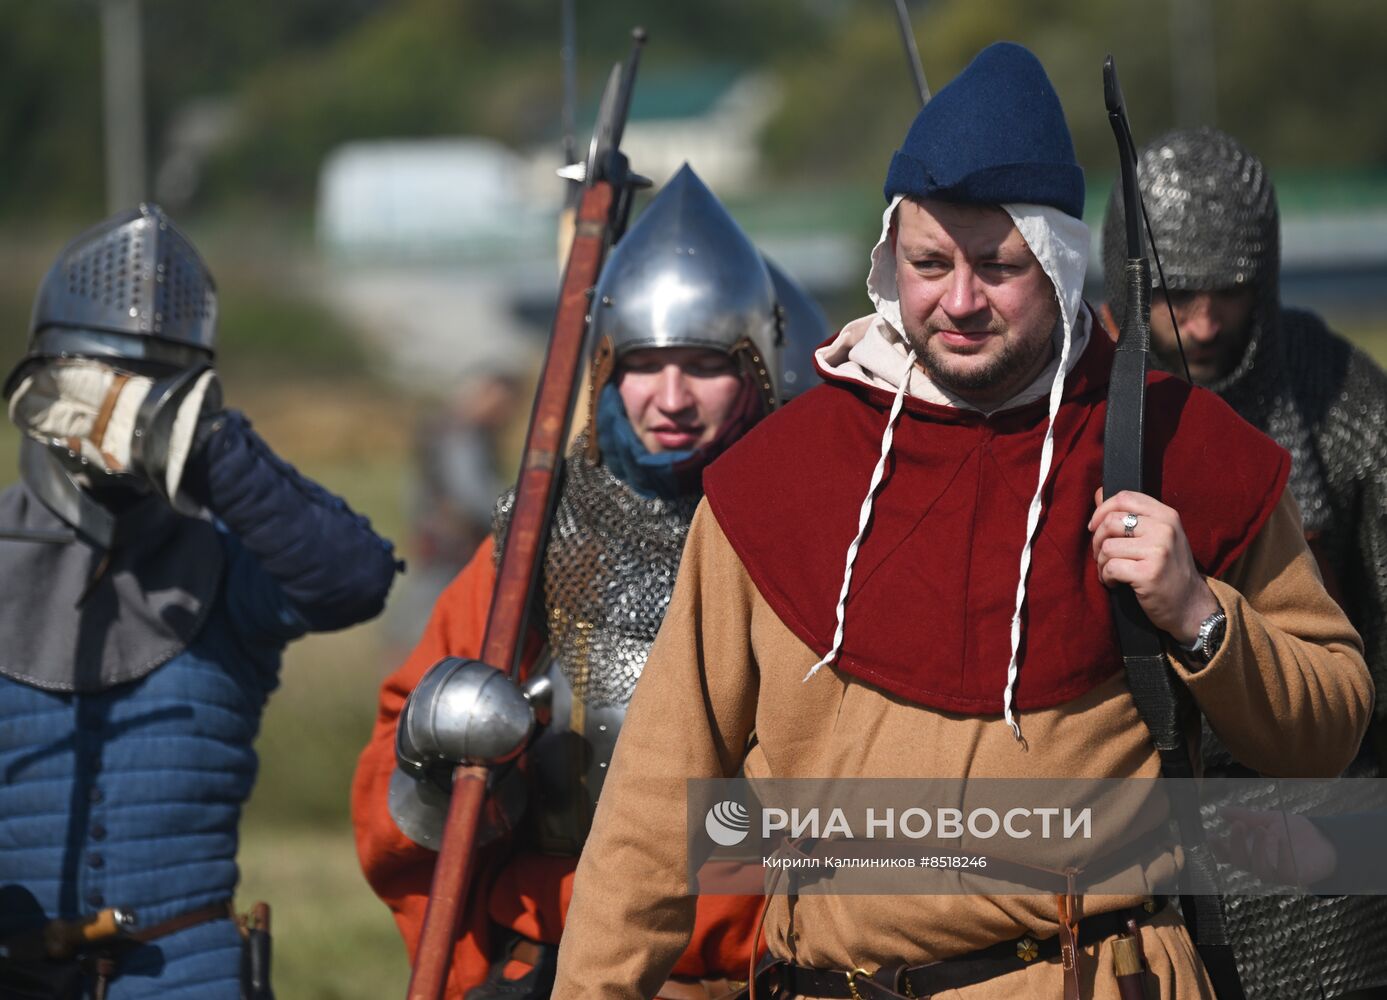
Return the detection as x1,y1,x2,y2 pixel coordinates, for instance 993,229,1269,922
550,43,1370,1000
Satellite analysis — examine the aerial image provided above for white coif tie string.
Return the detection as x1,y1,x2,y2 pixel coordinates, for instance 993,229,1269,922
804,348,917,682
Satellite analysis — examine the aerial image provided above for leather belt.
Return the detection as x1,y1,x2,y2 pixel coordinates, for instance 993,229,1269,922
0,899,234,962
0,900,238,1000
126,900,235,943
749,898,1164,999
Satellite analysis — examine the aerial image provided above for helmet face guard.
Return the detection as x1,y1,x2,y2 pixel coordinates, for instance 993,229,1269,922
3,329,208,400
582,164,781,455
5,204,217,539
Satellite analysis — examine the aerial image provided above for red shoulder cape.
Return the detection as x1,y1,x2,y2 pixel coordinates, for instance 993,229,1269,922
703,330,1291,714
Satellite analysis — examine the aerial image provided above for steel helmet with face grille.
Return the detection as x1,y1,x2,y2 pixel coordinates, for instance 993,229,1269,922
6,203,215,396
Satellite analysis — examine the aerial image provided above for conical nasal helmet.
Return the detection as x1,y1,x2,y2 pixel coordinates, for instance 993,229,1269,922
585,164,782,414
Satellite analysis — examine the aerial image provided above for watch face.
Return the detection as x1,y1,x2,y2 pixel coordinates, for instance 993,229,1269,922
1201,614,1227,660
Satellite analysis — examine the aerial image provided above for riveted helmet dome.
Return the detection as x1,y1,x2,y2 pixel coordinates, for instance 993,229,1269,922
7,204,216,396
586,163,781,410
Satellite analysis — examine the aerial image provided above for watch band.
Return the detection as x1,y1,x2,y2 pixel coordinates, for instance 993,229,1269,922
1184,609,1227,662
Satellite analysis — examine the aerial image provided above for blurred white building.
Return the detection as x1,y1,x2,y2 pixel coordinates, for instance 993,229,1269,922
316,137,558,262
309,71,847,393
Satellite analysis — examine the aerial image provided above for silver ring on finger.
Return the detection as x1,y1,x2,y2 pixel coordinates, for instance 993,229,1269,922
1122,512,1139,538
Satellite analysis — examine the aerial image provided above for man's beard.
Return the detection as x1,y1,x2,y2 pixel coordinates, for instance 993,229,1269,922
1149,332,1250,387
904,319,1058,401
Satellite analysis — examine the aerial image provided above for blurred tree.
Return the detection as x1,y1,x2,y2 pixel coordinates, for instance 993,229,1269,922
203,0,828,209
1217,0,1387,167
0,0,827,217
763,0,1175,190
1,0,1385,222
0,0,388,222
0,3,103,219
760,0,1387,195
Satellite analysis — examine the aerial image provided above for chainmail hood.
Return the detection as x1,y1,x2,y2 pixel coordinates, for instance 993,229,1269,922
1101,126,1280,395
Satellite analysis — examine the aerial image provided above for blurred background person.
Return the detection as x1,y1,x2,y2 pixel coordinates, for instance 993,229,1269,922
382,368,528,660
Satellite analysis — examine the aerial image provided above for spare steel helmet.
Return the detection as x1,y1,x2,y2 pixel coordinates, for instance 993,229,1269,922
763,254,828,402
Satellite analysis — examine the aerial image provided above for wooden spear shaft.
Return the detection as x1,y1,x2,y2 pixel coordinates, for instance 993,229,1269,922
405,181,616,1000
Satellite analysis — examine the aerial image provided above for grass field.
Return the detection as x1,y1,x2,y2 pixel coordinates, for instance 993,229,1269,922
239,623,412,1000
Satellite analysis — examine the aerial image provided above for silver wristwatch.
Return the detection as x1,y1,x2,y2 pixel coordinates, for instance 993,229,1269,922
1183,609,1227,663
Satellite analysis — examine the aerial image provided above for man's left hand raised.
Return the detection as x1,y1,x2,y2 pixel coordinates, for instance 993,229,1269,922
1090,488,1221,647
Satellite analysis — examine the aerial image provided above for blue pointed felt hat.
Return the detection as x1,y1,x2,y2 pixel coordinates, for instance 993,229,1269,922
884,41,1085,219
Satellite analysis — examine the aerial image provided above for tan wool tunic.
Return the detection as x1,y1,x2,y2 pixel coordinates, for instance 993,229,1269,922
552,491,1371,999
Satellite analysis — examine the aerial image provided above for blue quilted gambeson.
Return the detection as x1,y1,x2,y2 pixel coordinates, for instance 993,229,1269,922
0,411,398,998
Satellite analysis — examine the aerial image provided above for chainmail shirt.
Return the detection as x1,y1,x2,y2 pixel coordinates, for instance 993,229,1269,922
493,435,700,709
1197,309,1387,1000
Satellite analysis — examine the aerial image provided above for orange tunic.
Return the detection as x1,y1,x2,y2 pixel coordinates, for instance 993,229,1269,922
351,537,764,997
